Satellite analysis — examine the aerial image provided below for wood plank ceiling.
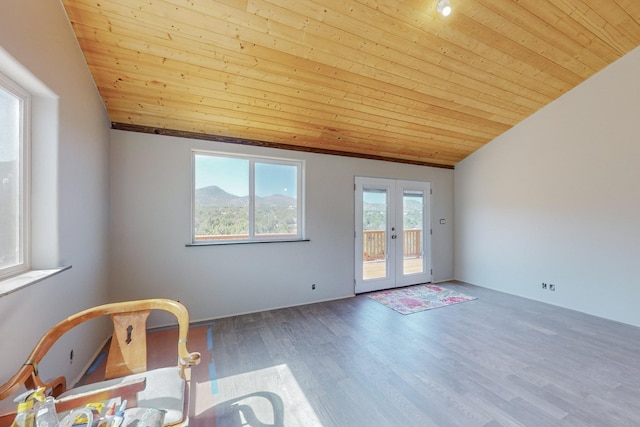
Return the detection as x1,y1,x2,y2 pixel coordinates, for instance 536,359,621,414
61,0,640,168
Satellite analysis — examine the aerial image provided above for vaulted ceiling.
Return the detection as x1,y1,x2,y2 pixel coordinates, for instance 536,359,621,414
61,0,640,168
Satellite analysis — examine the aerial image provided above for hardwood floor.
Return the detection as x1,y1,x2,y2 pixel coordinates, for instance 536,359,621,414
193,281,640,426
76,282,632,426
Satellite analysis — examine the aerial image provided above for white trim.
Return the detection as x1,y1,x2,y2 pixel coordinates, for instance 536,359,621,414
188,294,355,324
0,266,71,297
0,71,31,280
355,177,432,294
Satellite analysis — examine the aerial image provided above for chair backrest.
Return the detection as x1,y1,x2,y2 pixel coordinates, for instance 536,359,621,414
0,298,201,400
105,308,151,379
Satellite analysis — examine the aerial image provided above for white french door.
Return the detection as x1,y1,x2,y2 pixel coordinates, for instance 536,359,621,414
355,177,431,294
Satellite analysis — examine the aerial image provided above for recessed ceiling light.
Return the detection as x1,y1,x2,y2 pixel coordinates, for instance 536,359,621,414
437,0,452,17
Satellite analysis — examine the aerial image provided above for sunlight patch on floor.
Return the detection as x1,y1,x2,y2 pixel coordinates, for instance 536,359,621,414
194,364,322,427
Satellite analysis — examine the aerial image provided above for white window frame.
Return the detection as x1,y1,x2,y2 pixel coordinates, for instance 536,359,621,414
0,71,31,280
191,150,305,244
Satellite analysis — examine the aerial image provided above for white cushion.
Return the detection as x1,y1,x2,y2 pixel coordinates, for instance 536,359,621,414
59,367,185,425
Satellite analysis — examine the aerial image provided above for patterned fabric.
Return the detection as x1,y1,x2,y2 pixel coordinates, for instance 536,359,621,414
367,284,476,315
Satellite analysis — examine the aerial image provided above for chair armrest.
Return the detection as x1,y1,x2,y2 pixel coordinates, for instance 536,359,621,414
178,352,201,378
0,364,36,401
37,376,66,399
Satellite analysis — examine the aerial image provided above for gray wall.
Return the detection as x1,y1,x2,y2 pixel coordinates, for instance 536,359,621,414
0,0,111,390
110,130,455,323
455,46,640,326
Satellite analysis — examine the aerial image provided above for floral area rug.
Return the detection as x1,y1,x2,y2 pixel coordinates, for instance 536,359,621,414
367,284,477,315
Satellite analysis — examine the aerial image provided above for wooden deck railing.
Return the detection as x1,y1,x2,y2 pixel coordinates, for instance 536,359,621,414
194,232,296,241
403,229,421,258
363,229,421,261
363,230,386,261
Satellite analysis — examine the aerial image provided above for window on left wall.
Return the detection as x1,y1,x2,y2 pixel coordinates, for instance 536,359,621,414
0,72,30,280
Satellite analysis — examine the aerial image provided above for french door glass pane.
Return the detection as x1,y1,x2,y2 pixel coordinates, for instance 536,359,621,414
362,188,387,280
403,190,424,275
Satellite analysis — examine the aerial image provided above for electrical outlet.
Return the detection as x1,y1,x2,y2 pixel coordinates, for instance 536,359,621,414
549,284,556,291
542,282,547,289
312,284,316,290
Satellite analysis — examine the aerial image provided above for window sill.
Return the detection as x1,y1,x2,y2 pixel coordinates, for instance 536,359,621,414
0,266,72,298
186,239,310,247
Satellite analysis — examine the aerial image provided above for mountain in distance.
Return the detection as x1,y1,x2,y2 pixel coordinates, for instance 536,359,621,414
196,185,247,207
195,185,295,207
364,199,422,212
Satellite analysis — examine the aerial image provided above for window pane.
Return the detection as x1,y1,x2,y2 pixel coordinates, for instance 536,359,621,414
362,188,387,280
254,162,298,237
193,152,303,243
194,154,249,240
403,190,424,275
0,85,22,271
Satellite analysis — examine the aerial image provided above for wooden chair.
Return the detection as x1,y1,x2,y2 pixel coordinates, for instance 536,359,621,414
0,299,201,427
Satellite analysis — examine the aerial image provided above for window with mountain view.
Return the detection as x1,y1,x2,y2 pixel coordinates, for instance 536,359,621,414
192,151,303,243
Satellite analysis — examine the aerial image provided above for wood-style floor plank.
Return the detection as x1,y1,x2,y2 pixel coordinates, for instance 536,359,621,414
192,281,640,426
75,282,640,426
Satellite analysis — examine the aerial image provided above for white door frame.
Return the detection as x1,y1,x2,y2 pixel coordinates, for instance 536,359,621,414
355,177,431,294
